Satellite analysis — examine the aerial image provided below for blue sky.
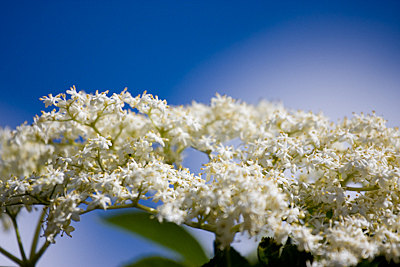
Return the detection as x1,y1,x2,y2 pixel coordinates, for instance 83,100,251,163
1,1,400,266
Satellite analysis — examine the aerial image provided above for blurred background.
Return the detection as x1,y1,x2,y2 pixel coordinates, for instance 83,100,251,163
1,1,399,266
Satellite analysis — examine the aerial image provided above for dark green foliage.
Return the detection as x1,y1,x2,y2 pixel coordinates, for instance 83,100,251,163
104,210,208,266
356,256,400,267
326,209,333,219
124,256,186,267
201,244,253,267
257,237,313,267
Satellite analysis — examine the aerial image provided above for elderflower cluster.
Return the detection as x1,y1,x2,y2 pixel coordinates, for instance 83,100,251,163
1,87,400,266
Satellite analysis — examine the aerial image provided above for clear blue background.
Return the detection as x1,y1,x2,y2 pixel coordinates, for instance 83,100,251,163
1,1,400,266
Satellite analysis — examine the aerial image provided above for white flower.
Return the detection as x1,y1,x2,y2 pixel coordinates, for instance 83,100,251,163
1,88,400,266
87,193,111,210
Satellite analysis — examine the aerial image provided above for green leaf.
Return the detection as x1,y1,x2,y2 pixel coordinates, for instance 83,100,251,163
124,256,186,267
103,210,208,266
201,246,252,267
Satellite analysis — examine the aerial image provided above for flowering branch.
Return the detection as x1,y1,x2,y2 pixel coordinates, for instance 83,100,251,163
1,87,400,266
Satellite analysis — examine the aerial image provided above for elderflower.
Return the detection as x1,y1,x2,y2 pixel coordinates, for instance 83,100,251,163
1,88,400,266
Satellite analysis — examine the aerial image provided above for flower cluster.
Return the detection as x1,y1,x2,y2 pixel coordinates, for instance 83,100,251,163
1,87,400,266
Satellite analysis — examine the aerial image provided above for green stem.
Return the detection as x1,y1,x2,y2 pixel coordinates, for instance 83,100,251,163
136,203,157,214
97,149,106,172
29,207,47,260
343,185,379,191
80,202,138,215
213,239,231,267
0,245,22,265
110,125,124,150
29,241,51,265
230,223,242,233
89,123,102,136
185,220,216,233
339,173,354,187
80,201,218,234
225,246,231,267
10,214,27,262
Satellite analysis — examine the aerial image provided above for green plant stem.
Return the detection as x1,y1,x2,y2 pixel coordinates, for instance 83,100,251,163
97,149,106,172
343,185,379,191
0,245,22,265
225,246,231,267
136,203,157,214
185,220,216,233
10,214,27,262
81,201,218,234
213,239,232,267
29,241,50,265
230,223,242,234
134,204,218,233
80,202,140,215
29,207,47,260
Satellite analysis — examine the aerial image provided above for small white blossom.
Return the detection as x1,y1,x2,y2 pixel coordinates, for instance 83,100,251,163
1,88,400,266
